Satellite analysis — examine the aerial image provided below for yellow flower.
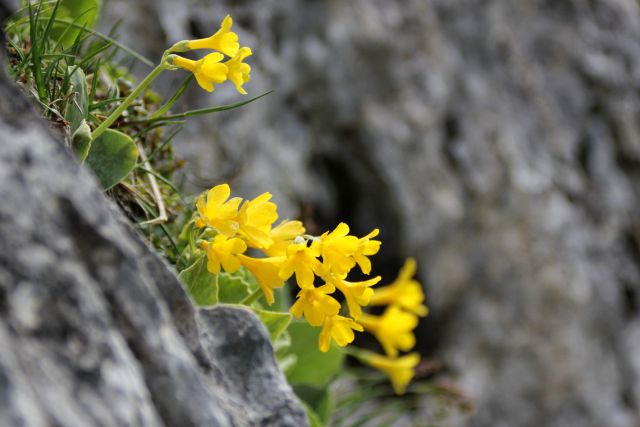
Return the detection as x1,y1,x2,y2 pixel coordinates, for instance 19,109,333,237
171,52,229,93
290,284,341,326
186,15,240,57
224,46,252,95
264,220,305,257
237,255,285,305
237,192,279,249
279,240,324,289
330,274,381,320
369,258,428,317
202,234,247,274
361,352,420,395
318,315,363,352
319,223,358,276
195,183,242,236
359,305,418,357
353,228,381,274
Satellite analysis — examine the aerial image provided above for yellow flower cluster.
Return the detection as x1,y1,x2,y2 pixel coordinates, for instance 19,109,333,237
194,184,382,351
357,258,428,394
194,184,428,394
169,15,251,94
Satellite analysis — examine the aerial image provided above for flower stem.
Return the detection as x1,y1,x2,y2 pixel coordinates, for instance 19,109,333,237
240,288,264,306
341,345,372,361
92,63,167,140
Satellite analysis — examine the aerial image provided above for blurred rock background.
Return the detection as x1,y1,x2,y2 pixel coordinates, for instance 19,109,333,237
102,0,640,425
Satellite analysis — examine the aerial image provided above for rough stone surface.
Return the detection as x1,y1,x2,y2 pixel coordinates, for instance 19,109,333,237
0,4,307,426
102,0,640,425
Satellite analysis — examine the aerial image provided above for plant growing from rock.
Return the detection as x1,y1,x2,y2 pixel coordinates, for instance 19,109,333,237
4,1,469,425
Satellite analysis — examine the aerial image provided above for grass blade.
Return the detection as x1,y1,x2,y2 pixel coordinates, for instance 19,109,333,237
134,90,273,123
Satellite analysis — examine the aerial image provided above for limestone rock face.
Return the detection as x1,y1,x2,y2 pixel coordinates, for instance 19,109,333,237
0,4,307,426
102,0,640,425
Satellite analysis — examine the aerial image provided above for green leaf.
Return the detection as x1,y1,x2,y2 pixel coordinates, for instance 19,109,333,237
252,308,292,342
217,269,253,303
71,119,92,161
65,66,88,134
274,329,292,355
285,321,344,388
278,353,297,374
300,401,325,427
295,386,333,426
85,128,138,190
52,0,102,46
140,91,273,123
235,266,261,292
178,255,218,306
274,330,295,371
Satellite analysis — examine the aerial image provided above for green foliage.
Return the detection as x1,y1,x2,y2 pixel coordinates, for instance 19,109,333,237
179,256,266,308
295,386,332,426
283,321,344,425
178,255,218,306
65,65,88,134
58,0,100,39
85,129,138,190
3,5,448,426
253,308,292,342
217,269,257,303
71,119,92,160
300,401,325,427
47,0,102,46
285,321,344,387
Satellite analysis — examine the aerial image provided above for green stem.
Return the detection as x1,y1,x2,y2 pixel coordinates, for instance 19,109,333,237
91,63,166,139
341,345,370,360
240,288,264,306
188,226,198,255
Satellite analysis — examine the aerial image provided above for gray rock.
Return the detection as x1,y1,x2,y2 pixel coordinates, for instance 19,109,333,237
0,3,307,426
101,0,640,425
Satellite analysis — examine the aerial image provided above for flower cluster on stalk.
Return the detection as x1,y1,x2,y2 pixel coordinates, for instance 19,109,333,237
194,184,382,351
356,258,428,394
168,15,252,94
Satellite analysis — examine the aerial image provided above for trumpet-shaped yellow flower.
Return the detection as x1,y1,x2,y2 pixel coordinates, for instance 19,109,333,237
359,305,418,357
224,47,252,95
369,258,428,317
353,228,381,274
330,274,381,320
186,15,240,57
361,352,420,395
202,234,247,274
290,284,341,326
237,192,278,249
237,255,285,305
195,183,242,236
172,52,228,92
264,220,305,257
318,315,363,352
279,240,324,289
319,223,358,276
